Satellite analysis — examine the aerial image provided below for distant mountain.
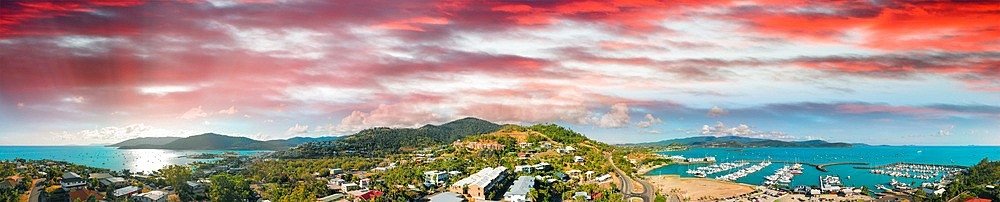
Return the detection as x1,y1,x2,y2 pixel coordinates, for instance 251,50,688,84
108,137,183,147
115,134,342,150
628,136,854,148
264,136,345,148
278,117,503,157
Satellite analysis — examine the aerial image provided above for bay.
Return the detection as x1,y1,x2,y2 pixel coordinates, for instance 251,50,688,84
0,146,271,173
646,146,1000,190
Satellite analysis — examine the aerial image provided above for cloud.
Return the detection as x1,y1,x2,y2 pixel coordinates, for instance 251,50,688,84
693,122,794,140
634,113,664,128
62,96,85,103
50,124,196,144
595,103,631,128
179,106,209,120
706,106,729,118
284,124,309,136
217,106,238,115
17,102,24,108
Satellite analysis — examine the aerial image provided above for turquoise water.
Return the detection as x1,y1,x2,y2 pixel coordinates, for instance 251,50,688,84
0,146,270,173
647,146,1000,190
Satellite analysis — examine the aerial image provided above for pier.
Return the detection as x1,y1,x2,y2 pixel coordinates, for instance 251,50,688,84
738,160,869,172
853,162,968,169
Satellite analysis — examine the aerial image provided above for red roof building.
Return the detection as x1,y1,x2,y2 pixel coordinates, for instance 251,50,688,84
965,198,992,202
357,190,384,201
69,189,105,201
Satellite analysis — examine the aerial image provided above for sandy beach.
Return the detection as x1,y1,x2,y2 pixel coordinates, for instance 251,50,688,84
646,175,755,201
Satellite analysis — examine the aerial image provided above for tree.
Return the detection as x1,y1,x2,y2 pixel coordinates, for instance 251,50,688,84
208,174,254,202
163,165,195,201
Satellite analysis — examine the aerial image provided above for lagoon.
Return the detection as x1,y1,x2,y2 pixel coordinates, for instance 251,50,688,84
0,146,270,173
647,146,1000,190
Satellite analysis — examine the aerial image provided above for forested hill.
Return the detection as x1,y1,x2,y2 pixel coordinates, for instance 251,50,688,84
628,136,855,148
108,137,182,147
278,117,503,158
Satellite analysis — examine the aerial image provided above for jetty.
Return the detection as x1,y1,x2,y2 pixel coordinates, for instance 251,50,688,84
738,160,869,172
853,162,969,169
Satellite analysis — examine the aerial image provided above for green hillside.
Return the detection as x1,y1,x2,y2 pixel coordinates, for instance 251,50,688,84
278,117,502,158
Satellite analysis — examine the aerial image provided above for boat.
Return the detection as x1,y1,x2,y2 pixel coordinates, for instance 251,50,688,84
694,173,707,178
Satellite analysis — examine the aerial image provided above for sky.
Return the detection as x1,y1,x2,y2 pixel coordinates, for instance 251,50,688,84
0,0,998,146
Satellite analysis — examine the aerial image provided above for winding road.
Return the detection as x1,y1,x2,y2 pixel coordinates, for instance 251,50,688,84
608,155,655,202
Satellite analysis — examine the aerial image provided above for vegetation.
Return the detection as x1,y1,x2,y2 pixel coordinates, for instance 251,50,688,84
208,174,255,202
283,117,502,157
924,158,1000,201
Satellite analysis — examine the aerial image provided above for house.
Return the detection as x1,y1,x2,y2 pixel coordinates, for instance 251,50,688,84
357,190,384,201
330,168,345,175
69,189,105,202
503,176,535,202
424,170,449,185
542,143,552,149
584,171,596,179
186,181,205,194
341,183,359,192
358,178,371,188
449,166,508,199
60,172,87,190
101,177,127,187
90,173,113,180
427,192,464,202
113,186,141,198
554,173,569,181
566,170,582,178
964,198,992,202
591,174,612,182
573,192,591,200
0,176,21,190
133,190,168,202
317,193,345,202
808,189,821,196
574,156,585,163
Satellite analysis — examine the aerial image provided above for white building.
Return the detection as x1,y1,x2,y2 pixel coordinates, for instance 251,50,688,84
60,172,87,191
132,191,168,202
503,176,535,202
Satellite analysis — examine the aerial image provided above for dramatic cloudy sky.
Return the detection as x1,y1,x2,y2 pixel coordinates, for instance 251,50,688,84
1,0,998,146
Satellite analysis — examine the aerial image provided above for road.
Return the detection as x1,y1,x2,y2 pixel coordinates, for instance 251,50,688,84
28,178,46,202
607,155,655,202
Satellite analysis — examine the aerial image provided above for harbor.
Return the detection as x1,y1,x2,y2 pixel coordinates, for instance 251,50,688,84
644,146,992,194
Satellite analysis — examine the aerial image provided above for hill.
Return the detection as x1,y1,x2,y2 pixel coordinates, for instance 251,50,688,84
115,134,344,150
278,117,502,157
629,136,854,148
107,137,182,147
264,136,345,148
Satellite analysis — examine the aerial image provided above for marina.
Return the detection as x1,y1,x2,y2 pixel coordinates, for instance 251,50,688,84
645,146,999,191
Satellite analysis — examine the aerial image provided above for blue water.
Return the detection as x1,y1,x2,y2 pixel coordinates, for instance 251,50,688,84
0,146,271,173
646,146,1000,190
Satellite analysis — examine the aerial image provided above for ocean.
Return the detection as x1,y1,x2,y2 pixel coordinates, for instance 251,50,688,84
646,146,1000,190
0,146,271,173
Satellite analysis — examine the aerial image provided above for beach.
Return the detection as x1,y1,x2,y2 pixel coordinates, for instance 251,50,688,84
646,174,755,201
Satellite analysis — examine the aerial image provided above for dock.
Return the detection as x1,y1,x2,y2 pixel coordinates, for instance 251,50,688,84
737,160,869,172
852,162,968,169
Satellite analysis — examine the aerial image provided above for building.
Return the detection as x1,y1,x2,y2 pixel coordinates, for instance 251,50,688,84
688,157,716,162
317,193,345,202
68,189,105,202
358,178,371,188
453,141,506,150
428,192,465,202
330,168,345,175
341,183,359,192
113,186,141,198
665,155,686,161
514,163,552,173
449,166,508,199
186,181,205,194
133,190,168,202
101,177,127,187
553,173,569,181
424,170,449,185
89,173,113,180
573,192,591,200
503,176,535,202
60,172,87,191
357,190,384,201
574,156,585,163
964,198,993,202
